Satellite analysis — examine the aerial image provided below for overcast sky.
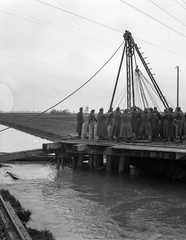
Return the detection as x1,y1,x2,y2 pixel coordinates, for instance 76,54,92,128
0,0,186,112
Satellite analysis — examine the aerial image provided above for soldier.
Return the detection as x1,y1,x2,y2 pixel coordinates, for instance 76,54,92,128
174,106,184,143
88,109,97,125
131,106,141,139
106,107,114,140
87,109,97,138
139,108,152,142
162,107,175,142
120,109,133,141
113,107,121,142
149,108,159,141
183,112,186,140
96,108,107,140
76,107,84,138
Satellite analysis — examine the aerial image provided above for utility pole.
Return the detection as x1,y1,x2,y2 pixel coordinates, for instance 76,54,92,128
176,66,179,107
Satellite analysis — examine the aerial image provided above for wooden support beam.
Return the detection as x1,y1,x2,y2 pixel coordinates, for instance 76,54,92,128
106,147,113,171
112,144,186,154
72,156,78,168
77,153,84,167
125,157,130,172
0,149,45,162
94,124,98,140
106,155,113,171
72,144,87,152
118,156,125,173
81,122,87,140
94,155,103,169
112,156,119,170
89,124,94,140
5,201,32,240
88,155,94,168
43,142,63,151
55,152,64,169
118,156,130,173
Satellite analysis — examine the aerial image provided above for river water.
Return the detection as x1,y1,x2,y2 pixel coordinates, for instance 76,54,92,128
0,124,51,152
0,125,186,240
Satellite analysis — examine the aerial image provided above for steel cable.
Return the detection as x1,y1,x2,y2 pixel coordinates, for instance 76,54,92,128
0,41,124,133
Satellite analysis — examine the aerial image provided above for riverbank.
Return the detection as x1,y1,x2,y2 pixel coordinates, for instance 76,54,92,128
0,113,79,141
0,189,55,240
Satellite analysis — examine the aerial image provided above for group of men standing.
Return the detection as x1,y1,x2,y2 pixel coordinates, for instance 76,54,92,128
76,106,186,143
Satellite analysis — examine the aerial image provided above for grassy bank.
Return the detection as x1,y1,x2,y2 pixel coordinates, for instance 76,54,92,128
0,113,85,141
0,189,55,240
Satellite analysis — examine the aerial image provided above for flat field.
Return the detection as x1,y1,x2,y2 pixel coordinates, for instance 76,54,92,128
0,113,86,141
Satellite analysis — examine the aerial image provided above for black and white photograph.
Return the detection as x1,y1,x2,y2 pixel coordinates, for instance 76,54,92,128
0,0,186,239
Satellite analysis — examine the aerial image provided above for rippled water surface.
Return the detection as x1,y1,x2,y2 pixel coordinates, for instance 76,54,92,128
1,162,186,240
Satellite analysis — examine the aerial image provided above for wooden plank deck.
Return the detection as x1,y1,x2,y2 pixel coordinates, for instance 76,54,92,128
43,139,186,160
1,139,186,162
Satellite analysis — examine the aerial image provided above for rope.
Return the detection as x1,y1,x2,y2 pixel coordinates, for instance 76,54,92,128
138,69,162,109
140,75,159,108
0,41,124,133
112,86,127,108
134,73,143,107
118,87,127,108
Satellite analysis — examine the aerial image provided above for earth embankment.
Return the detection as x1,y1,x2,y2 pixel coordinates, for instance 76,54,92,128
0,113,80,141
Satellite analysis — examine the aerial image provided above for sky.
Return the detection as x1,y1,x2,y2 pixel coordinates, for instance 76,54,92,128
0,0,186,113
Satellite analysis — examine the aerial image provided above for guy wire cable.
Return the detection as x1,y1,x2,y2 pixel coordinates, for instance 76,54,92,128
0,40,124,133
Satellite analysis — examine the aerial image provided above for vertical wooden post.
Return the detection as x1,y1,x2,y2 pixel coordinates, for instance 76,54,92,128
56,157,60,169
94,154,103,169
118,156,130,173
78,153,84,167
94,124,98,140
106,147,113,171
99,155,104,167
112,156,119,170
124,156,130,172
56,153,63,169
88,154,94,168
72,156,78,168
81,122,87,140
118,156,125,173
61,158,64,170
89,124,94,140
106,155,113,171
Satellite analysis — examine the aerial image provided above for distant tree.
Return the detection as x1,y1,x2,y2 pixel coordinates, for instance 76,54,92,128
50,109,57,115
62,109,70,115
50,109,70,115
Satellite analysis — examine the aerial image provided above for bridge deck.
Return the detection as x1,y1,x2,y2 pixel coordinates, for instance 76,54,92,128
1,139,186,162
43,139,186,161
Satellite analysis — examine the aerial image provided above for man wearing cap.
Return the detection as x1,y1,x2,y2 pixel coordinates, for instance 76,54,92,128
76,107,84,138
